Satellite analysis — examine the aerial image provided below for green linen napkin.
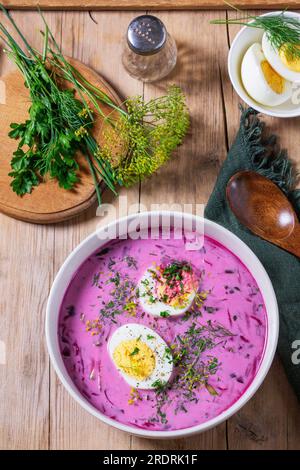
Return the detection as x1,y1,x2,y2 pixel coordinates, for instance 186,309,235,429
204,107,300,400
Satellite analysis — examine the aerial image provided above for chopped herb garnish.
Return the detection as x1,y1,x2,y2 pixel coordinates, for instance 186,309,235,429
160,311,170,318
124,256,138,270
110,272,120,286
108,258,116,269
208,357,219,371
124,301,137,316
92,273,100,287
151,379,166,390
129,347,140,356
164,347,173,362
204,306,218,314
157,410,167,424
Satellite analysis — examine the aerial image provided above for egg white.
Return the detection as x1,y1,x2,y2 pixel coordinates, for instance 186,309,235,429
108,323,173,389
241,42,292,106
138,266,196,318
262,33,300,83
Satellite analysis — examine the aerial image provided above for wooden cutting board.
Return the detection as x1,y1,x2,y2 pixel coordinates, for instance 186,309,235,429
0,59,123,224
1,0,298,10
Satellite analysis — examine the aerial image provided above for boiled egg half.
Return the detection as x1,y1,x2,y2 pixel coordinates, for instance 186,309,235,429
262,33,300,83
241,42,292,106
138,261,198,317
108,323,173,389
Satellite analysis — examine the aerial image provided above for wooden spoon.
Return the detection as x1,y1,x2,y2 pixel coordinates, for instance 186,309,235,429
226,170,300,258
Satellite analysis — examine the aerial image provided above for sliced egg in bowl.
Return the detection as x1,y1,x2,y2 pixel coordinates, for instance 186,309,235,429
241,43,292,107
108,323,173,389
138,261,199,317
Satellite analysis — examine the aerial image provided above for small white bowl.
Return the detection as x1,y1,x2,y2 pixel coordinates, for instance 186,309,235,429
46,211,279,439
228,11,300,118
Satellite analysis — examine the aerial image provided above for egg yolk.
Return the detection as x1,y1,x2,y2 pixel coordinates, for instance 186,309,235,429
279,44,300,72
113,339,155,380
261,60,285,94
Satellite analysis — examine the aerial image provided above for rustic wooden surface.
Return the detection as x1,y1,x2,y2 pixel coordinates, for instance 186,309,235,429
0,58,124,224
0,9,299,450
2,0,300,11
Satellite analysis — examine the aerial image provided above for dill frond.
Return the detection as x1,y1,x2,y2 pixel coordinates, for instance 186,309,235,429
211,7,300,60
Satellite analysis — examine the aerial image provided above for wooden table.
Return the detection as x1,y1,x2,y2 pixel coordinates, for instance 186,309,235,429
0,8,299,450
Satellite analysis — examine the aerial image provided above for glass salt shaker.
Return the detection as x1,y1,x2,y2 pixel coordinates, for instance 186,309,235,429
122,15,177,82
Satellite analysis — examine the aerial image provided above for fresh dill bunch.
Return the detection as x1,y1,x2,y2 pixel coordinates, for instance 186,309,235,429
99,86,190,187
211,5,300,60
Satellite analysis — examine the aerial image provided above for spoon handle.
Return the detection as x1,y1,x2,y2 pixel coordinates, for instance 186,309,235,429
276,225,300,258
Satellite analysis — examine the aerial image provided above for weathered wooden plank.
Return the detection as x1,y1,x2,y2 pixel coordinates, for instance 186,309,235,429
1,0,300,11
49,10,143,450
0,219,53,450
0,10,63,451
132,10,229,450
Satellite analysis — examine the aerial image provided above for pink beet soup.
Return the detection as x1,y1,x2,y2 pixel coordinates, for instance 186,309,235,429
58,233,267,431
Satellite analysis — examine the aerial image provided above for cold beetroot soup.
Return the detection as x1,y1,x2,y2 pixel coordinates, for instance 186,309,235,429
58,233,267,431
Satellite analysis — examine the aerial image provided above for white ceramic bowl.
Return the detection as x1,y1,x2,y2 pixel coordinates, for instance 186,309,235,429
46,211,279,439
228,11,300,118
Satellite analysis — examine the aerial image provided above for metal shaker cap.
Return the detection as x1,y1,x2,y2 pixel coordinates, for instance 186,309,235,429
127,15,167,56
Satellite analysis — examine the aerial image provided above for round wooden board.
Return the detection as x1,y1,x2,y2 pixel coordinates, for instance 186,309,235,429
0,59,123,224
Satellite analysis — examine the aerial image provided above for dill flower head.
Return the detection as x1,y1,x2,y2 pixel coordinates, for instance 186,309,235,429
99,85,190,187
75,126,88,138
